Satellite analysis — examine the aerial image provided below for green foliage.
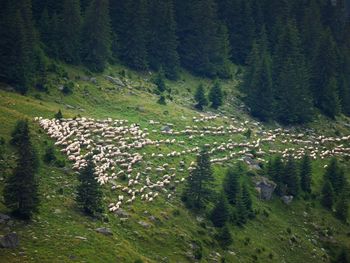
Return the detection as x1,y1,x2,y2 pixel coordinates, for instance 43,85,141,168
324,158,346,194
267,156,284,196
157,95,166,105
209,81,223,109
335,193,349,222
81,0,111,72
300,154,312,194
194,84,208,110
216,224,233,248
241,183,253,218
43,145,56,164
76,157,103,216
182,148,213,210
321,180,334,210
223,166,240,205
54,109,63,120
4,120,39,219
282,156,300,196
154,70,167,93
210,192,229,227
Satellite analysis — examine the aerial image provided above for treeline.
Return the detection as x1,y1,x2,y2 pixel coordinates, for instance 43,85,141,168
1,0,350,122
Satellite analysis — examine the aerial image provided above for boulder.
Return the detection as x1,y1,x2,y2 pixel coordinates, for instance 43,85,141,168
0,232,19,248
114,208,129,218
138,221,151,228
253,176,276,200
281,195,294,205
161,126,171,132
95,227,113,236
105,76,125,87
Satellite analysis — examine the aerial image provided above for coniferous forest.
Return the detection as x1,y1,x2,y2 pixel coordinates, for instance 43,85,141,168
1,0,350,123
1,1,350,262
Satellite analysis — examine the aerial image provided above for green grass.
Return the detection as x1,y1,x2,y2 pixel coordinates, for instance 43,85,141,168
0,63,349,262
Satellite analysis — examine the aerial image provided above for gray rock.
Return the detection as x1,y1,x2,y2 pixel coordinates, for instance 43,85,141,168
253,176,276,200
138,221,151,228
0,232,19,248
281,195,294,205
90,77,97,84
75,236,87,241
65,104,75,109
105,76,125,86
0,213,11,224
114,208,129,218
95,227,113,236
161,126,171,132
58,85,64,91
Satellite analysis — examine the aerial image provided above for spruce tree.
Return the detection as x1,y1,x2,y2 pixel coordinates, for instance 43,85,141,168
324,158,346,195
241,183,253,217
282,156,299,196
274,20,313,124
76,157,103,216
59,0,82,64
321,180,334,210
148,0,179,79
216,224,233,248
81,0,111,72
335,193,349,222
210,193,230,227
182,148,214,210
3,120,39,219
209,81,223,109
117,0,149,71
194,84,208,111
321,77,341,118
223,167,240,205
268,156,284,196
236,194,248,226
300,154,312,193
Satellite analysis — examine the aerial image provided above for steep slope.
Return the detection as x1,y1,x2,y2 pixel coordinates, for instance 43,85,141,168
0,64,349,263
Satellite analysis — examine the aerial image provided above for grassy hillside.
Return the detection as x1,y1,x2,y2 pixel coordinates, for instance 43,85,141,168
0,63,349,263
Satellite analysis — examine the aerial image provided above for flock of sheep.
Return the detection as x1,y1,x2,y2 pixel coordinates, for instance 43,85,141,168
35,114,350,212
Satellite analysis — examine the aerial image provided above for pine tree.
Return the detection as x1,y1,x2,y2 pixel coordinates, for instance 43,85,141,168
182,148,214,210
81,0,111,72
194,84,208,111
209,81,223,109
54,109,63,120
324,158,346,194
274,20,313,124
0,1,39,93
223,167,240,205
321,180,334,210
76,157,103,216
154,69,167,93
321,77,341,118
210,192,230,227
59,0,82,64
268,156,284,196
244,27,274,121
148,0,179,79
117,0,149,71
282,156,299,196
3,120,39,219
241,183,253,217
177,0,231,77
335,193,349,222
300,154,312,193
236,194,248,226
216,224,233,248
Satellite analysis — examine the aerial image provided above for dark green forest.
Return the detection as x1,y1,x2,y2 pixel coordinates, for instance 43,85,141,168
1,0,350,124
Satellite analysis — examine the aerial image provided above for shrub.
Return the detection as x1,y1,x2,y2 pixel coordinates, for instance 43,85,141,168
157,95,166,105
43,145,56,164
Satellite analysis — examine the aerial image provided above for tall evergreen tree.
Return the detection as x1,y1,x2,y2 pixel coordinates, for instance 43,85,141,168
223,167,240,205
321,180,334,210
273,20,313,124
324,158,346,195
182,148,214,210
3,120,39,219
148,0,179,79
59,0,82,64
335,192,349,222
236,194,248,226
241,183,253,217
194,84,208,110
209,81,223,109
268,156,284,196
117,0,149,71
210,192,230,227
216,224,233,248
312,29,340,116
76,156,103,216
300,154,312,193
81,0,111,72
282,156,299,196
177,0,231,77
